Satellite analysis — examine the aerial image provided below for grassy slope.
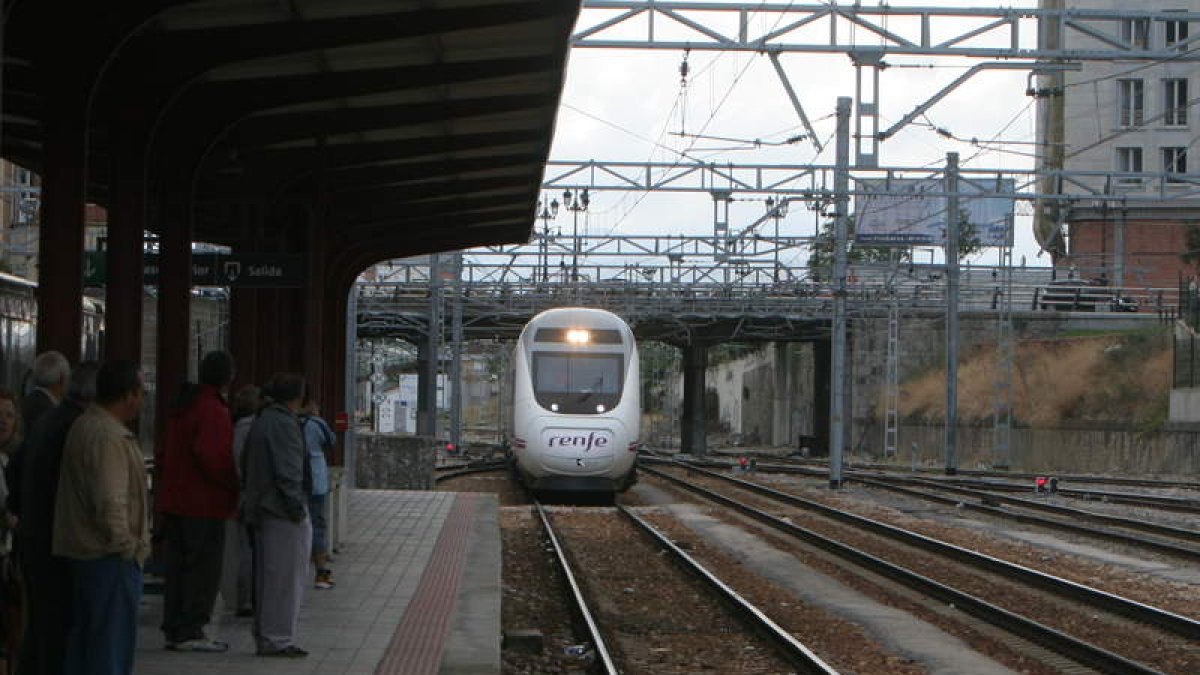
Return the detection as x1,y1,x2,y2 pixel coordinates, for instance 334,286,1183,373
898,329,1172,427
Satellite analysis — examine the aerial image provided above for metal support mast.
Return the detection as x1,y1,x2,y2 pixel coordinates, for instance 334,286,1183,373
450,252,464,453
419,254,442,437
943,153,960,476
992,243,1015,470
829,96,851,489
883,253,900,459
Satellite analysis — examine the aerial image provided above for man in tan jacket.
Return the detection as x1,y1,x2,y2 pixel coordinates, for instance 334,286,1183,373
53,360,148,675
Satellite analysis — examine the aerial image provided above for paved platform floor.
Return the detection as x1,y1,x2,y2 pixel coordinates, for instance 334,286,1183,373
135,490,501,675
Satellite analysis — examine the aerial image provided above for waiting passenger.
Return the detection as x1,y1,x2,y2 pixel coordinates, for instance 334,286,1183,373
53,360,149,675
17,362,99,675
7,350,70,519
242,373,312,658
220,384,262,618
299,398,337,590
0,387,20,673
157,351,239,653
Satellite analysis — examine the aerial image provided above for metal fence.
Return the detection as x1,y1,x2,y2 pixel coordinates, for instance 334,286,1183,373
1174,279,1200,388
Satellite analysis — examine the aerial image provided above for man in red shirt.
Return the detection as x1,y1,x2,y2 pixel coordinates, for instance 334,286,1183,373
157,351,239,652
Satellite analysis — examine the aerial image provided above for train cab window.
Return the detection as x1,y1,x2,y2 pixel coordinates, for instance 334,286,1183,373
531,352,623,414
534,328,622,344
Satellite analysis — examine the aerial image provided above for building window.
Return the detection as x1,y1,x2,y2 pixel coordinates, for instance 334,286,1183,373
1118,79,1144,127
1117,147,1143,184
1164,79,1189,126
1163,146,1187,182
1165,16,1190,48
1122,18,1150,49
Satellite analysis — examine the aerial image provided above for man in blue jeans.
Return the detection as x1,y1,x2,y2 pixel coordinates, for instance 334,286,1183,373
52,360,149,675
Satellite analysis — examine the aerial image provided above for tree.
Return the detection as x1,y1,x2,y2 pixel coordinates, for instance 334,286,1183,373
807,210,982,281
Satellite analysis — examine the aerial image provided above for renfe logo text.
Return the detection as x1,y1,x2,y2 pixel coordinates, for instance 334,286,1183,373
547,431,611,452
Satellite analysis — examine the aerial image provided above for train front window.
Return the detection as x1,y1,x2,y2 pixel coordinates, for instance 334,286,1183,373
532,352,623,414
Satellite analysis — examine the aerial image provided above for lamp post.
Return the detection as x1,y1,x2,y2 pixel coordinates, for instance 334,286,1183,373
562,188,589,282
536,195,559,283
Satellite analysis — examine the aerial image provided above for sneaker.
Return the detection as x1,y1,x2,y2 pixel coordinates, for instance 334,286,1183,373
170,638,230,653
314,569,336,589
258,645,309,658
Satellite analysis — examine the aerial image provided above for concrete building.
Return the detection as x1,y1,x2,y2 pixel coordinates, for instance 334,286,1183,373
1039,1,1199,291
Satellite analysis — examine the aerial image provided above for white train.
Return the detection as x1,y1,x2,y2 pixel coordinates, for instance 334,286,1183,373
511,307,639,493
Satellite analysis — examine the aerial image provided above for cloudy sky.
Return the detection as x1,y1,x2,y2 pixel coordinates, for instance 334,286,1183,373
536,0,1048,272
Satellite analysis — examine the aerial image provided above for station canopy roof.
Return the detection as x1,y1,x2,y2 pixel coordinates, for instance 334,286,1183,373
3,0,580,266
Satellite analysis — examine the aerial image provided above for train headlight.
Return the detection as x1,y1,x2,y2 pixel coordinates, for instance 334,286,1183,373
565,329,591,344
596,404,605,413
551,403,560,412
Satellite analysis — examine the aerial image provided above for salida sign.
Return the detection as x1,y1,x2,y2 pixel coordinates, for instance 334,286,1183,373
85,252,305,288
546,430,612,452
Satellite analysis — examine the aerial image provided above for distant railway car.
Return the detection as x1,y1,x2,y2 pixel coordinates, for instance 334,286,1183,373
511,307,639,493
0,272,104,391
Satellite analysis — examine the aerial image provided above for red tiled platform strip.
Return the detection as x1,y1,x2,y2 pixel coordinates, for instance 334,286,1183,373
376,492,478,675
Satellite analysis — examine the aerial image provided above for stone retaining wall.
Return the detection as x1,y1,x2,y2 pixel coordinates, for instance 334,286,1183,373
354,433,435,489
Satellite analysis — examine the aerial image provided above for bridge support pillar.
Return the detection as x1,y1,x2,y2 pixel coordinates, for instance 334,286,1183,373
813,339,831,456
681,344,708,456
771,343,793,446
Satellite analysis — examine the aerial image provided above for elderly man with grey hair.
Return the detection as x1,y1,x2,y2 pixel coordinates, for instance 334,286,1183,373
7,350,71,520
25,351,70,432
18,361,98,675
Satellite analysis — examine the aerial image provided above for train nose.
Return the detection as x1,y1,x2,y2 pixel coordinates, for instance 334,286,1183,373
537,425,621,474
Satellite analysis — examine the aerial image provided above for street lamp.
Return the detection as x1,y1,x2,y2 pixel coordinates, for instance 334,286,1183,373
537,195,559,283
562,188,589,282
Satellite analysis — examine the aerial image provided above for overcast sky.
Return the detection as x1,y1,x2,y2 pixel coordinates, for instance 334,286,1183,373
536,0,1048,271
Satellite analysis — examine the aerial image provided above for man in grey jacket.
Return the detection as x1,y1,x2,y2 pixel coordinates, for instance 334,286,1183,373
241,373,312,658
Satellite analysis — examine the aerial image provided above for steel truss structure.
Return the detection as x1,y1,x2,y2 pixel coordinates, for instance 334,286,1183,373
575,2,1200,164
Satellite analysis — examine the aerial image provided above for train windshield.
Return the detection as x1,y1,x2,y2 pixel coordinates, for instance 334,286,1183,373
531,352,623,414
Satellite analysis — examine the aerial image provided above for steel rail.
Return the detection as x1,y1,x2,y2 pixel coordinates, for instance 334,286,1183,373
617,505,839,674
775,457,1200,491
849,474,1200,561
656,463,1200,641
923,477,1200,514
534,502,621,674
887,475,1200,544
433,462,509,483
639,465,1163,675
655,456,1200,547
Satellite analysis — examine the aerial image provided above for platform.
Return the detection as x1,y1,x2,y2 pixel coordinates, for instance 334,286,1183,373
135,490,501,674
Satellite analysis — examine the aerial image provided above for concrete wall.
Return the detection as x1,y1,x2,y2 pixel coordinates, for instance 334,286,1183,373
354,432,435,489
882,422,1200,476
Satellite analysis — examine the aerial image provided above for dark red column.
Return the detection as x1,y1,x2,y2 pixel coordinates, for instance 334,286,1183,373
229,287,261,389
154,198,192,445
105,141,146,362
36,97,88,361
304,214,326,409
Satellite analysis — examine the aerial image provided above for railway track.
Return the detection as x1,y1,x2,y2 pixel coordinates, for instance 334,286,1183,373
433,460,509,483
851,473,1200,555
534,501,837,674
641,462,1198,674
766,457,1200,492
